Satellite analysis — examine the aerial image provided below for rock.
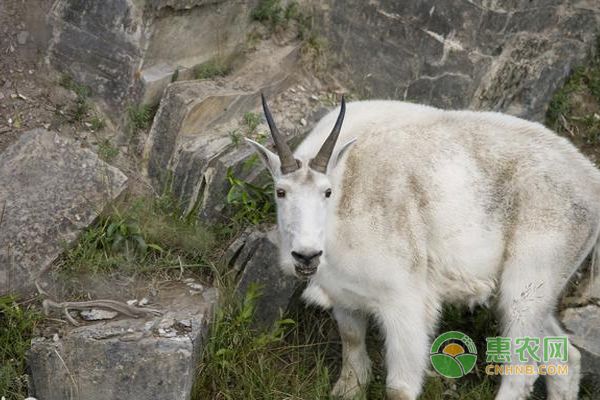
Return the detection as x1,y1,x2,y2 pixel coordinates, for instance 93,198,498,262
143,43,300,222
312,0,600,121
28,284,217,400
562,305,600,382
0,129,127,296
234,227,299,328
16,30,29,45
79,309,119,321
47,0,253,117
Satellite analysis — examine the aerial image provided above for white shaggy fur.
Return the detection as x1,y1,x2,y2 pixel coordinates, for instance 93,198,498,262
247,100,598,399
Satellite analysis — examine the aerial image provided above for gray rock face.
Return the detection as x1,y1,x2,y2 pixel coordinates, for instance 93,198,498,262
48,0,145,112
47,0,254,115
310,0,600,121
28,285,217,400
231,227,299,328
0,129,127,296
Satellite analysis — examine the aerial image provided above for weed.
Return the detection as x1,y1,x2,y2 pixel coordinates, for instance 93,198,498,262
192,285,333,400
243,111,261,135
89,116,105,131
59,74,92,123
194,58,231,80
128,104,156,133
0,296,40,399
226,168,274,225
251,0,284,28
59,195,214,277
97,139,119,163
546,37,600,162
229,129,243,146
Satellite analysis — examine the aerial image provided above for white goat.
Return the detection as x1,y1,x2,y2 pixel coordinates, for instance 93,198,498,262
246,94,596,400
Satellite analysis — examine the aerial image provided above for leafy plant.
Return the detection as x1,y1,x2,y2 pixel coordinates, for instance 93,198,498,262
0,296,40,399
97,139,119,162
89,116,105,131
194,58,231,80
251,0,284,27
128,104,156,132
243,111,261,135
226,168,274,225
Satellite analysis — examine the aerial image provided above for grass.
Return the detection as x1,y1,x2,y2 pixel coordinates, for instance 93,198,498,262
194,58,232,80
546,38,600,162
0,296,41,400
251,0,328,72
97,139,119,162
226,168,275,226
128,103,157,133
57,194,215,281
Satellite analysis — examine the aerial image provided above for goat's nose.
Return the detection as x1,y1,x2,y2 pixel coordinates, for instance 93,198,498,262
291,250,323,265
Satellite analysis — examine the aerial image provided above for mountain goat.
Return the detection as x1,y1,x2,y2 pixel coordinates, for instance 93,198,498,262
246,94,596,399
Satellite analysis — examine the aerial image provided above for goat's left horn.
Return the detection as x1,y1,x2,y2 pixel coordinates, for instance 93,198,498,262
309,96,346,173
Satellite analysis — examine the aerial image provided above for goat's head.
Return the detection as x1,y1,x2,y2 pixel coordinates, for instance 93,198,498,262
246,94,355,279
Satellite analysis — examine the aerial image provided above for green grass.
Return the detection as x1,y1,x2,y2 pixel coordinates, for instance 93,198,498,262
97,139,119,163
194,58,232,80
226,168,275,226
128,104,157,133
546,38,600,161
0,296,41,400
57,194,215,279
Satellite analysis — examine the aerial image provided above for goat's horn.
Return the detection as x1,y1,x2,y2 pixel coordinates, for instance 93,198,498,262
309,96,346,173
261,93,300,174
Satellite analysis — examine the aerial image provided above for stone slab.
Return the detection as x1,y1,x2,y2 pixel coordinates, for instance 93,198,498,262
27,285,217,400
0,129,128,295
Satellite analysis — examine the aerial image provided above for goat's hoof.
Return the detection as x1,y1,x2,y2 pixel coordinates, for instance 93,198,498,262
331,379,365,400
386,387,414,400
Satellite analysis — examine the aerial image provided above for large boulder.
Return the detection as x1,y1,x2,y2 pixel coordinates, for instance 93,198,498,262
27,283,217,400
0,129,127,296
142,42,319,222
47,0,256,116
308,0,600,121
228,227,299,328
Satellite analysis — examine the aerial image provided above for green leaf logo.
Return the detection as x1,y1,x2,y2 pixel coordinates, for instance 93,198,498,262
430,331,477,378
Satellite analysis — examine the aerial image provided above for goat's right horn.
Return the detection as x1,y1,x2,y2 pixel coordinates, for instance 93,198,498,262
309,96,346,173
261,93,300,174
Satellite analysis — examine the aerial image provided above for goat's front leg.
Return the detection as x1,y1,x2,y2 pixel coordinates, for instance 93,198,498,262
379,304,431,400
331,306,371,399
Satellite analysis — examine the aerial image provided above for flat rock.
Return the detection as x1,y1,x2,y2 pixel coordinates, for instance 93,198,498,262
0,129,127,296
79,309,119,321
28,284,218,400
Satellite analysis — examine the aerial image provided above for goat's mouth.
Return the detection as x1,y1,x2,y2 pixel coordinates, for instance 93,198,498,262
294,263,317,279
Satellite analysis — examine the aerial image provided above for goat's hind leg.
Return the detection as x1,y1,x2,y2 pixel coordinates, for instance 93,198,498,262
495,232,588,400
544,315,581,400
331,307,371,399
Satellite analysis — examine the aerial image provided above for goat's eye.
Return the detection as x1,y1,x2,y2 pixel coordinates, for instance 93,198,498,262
276,189,286,198
325,188,332,198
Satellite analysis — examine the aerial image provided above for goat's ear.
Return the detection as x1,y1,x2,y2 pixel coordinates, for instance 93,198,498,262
330,138,357,170
245,138,281,176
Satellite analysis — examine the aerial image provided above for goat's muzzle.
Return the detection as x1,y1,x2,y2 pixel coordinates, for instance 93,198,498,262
292,250,322,278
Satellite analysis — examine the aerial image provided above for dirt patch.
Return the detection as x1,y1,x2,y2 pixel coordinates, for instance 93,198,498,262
0,0,103,154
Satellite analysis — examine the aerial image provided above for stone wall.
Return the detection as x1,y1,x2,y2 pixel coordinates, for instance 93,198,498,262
308,0,599,120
